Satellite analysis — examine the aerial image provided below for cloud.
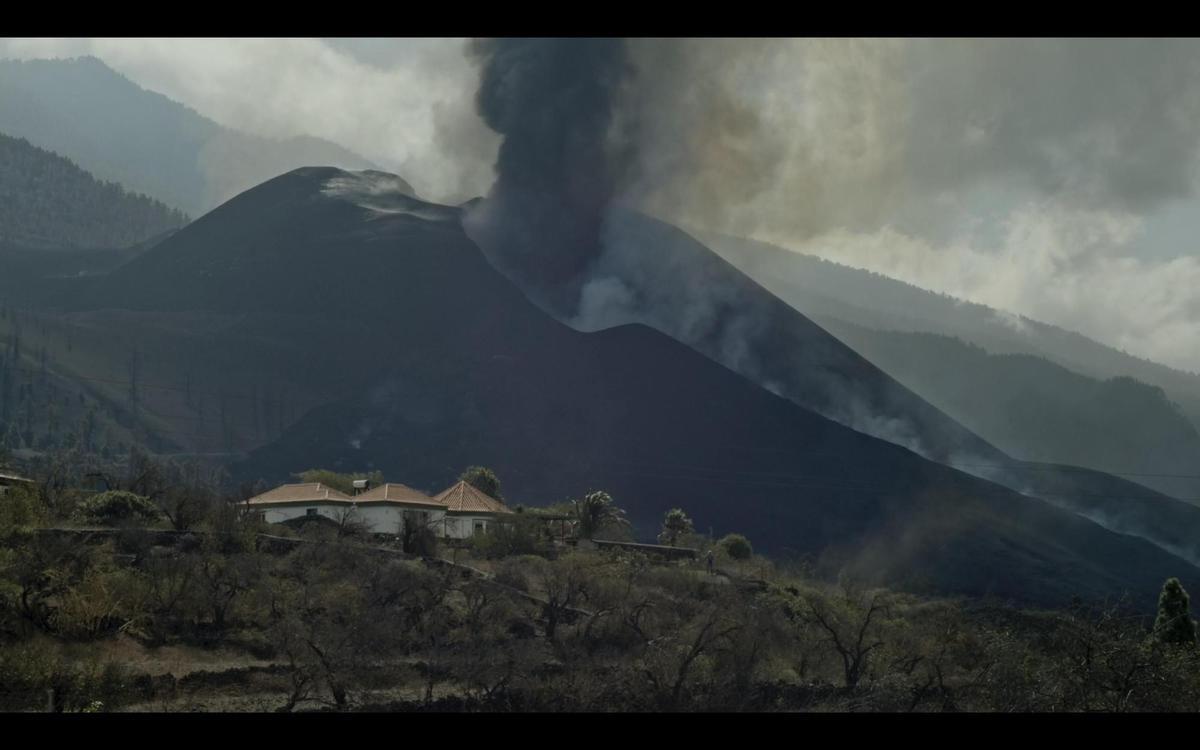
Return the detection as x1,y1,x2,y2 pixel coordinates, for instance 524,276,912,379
2,37,1197,373
0,37,498,203
765,200,1200,373
623,39,1200,240
602,38,1200,374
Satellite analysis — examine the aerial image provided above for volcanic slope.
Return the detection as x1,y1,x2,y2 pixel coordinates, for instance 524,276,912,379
701,232,1200,500
65,166,1200,609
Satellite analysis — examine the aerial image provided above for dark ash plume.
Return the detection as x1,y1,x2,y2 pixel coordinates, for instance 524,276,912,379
462,37,999,463
467,38,634,312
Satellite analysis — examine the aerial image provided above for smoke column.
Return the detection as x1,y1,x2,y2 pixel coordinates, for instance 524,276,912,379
467,38,635,313
463,37,1000,463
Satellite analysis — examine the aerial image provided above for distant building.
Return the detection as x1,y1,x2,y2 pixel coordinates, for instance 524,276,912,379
0,469,34,495
244,477,514,539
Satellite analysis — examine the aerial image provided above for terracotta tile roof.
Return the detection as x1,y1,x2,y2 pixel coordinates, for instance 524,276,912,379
246,482,354,506
354,483,445,508
432,480,514,515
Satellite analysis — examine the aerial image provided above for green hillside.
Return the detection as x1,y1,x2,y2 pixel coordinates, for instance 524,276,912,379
0,132,187,249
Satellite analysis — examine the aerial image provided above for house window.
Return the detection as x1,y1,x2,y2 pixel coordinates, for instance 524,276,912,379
306,508,318,517
474,521,485,534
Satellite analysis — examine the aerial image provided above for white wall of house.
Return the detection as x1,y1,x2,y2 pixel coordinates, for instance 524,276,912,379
258,503,507,539
259,503,448,535
353,505,401,535
442,514,501,540
260,504,346,526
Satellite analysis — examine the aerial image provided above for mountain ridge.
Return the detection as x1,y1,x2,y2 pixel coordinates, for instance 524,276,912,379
0,131,187,249
4,165,1199,610
64,166,1200,609
704,232,1200,407
0,56,394,216
702,232,1200,499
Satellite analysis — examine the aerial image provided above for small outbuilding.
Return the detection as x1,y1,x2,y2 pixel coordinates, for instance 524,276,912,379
0,469,34,495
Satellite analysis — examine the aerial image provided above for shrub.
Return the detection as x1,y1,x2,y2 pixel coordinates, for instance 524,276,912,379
0,483,48,535
203,501,258,553
719,533,753,561
116,525,156,558
0,638,130,712
52,567,143,641
406,525,440,557
470,514,550,559
74,491,160,526
493,557,536,592
400,512,440,557
658,508,694,546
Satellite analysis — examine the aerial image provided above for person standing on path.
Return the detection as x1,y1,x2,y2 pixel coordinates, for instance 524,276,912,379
706,549,715,575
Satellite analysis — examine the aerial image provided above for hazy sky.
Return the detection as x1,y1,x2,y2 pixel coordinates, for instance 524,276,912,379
0,37,497,203
0,38,1197,373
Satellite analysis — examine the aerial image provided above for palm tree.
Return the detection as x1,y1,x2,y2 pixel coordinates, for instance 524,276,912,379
657,508,694,546
460,466,502,499
572,490,629,540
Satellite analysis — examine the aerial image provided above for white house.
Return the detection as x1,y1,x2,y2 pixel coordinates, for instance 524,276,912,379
244,482,356,525
353,482,447,537
430,480,515,539
245,478,514,539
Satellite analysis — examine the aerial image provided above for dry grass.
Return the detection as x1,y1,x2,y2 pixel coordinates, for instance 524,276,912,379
97,633,277,678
